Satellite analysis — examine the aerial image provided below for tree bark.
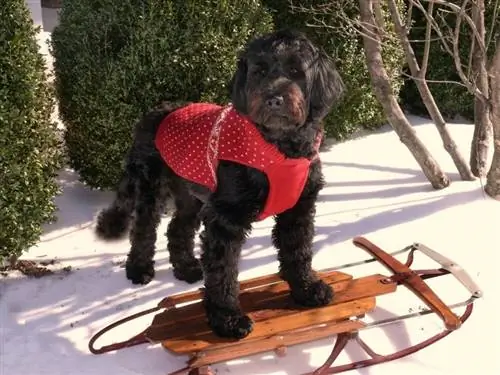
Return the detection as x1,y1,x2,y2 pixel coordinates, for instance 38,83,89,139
358,0,450,189
484,42,500,199
470,0,492,177
388,0,475,181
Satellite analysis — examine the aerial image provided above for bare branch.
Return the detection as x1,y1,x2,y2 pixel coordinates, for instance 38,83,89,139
412,0,454,57
373,0,386,39
484,40,500,197
421,1,434,76
388,0,475,180
410,0,489,103
408,36,449,43
406,0,414,29
452,1,475,94
357,0,450,189
388,0,422,77
468,30,476,78
287,0,494,106
468,0,493,177
299,16,386,47
486,0,499,51
421,0,486,53
288,2,403,51
401,71,472,88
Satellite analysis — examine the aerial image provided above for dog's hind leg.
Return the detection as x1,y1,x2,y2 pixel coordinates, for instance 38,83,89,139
165,185,203,284
125,163,169,285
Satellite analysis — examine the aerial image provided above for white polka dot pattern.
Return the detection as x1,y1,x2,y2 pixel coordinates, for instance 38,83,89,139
154,103,285,191
154,103,316,220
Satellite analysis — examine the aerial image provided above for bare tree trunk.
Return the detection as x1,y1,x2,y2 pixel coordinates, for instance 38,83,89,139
358,0,450,189
470,0,492,177
388,0,475,181
484,43,500,199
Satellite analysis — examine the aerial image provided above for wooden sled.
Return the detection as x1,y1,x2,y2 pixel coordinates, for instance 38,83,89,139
88,237,482,375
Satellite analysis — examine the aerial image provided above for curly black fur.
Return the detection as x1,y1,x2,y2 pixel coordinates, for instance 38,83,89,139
95,29,345,339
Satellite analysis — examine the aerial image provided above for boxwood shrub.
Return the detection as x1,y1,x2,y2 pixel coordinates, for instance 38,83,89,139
51,0,274,190
0,0,63,261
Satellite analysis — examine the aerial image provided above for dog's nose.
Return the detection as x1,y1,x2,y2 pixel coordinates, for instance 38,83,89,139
266,96,284,109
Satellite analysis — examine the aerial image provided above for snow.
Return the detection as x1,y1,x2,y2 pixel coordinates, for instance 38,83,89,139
2,4,499,375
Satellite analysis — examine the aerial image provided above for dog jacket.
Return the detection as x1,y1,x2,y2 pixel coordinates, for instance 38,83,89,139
155,103,320,221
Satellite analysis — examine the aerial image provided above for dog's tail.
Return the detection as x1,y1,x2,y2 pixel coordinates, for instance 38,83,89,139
95,100,188,241
95,167,137,241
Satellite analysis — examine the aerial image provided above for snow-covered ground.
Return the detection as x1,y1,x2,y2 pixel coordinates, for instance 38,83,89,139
2,3,499,375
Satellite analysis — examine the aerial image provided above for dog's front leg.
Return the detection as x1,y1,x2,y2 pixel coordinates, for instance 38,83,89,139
272,165,333,307
199,203,254,339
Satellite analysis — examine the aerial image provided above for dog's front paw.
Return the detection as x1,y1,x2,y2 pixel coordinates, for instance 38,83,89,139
126,261,155,285
207,310,254,339
291,279,334,307
173,260,203,284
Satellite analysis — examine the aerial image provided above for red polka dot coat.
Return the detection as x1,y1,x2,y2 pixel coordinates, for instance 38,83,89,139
155,103,320,221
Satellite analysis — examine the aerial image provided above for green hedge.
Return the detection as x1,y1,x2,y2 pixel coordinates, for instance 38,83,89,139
262,0,406,140
0,0,63,260
400,2,500,120
51,0,274,190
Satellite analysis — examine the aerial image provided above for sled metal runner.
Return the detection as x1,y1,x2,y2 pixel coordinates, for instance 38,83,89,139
88,236,482,375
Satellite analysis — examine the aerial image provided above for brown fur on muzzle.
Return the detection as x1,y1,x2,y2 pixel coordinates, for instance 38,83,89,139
248,81,306,128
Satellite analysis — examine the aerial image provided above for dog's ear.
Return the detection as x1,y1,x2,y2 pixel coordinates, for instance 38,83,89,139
228,56,248,112
309,51,345,122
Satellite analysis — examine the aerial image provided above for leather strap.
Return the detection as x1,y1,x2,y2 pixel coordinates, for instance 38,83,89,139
352,236,461,330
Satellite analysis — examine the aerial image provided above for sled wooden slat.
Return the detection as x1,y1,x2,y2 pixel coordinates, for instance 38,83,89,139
145,272,397,355
156,271,306,310
149,271,353,335
166,298,374,354
188,319,365,368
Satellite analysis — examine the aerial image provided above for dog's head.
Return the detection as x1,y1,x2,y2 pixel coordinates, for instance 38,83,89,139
229,29,345,131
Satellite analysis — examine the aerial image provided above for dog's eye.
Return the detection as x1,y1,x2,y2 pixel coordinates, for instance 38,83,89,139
253,66,268,76
288,67,301,77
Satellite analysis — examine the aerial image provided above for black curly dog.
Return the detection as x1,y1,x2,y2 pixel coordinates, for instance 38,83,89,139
95,29,345,339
